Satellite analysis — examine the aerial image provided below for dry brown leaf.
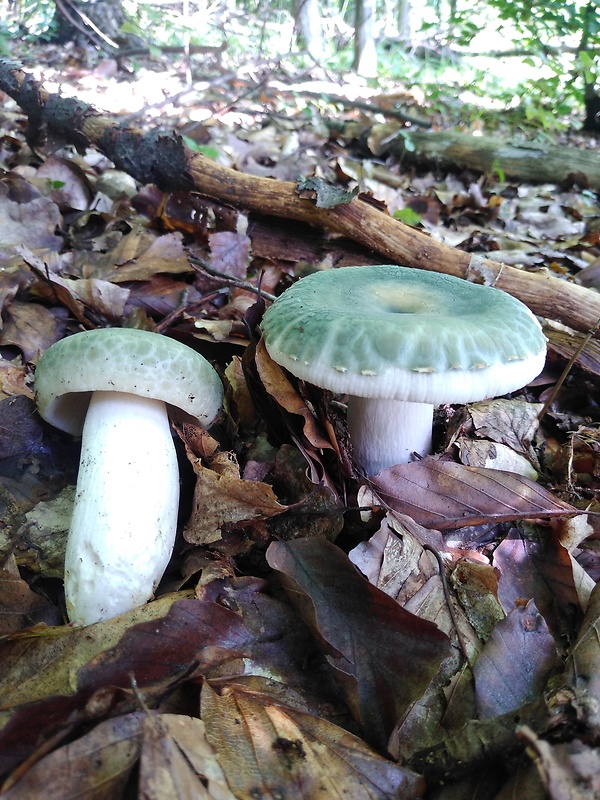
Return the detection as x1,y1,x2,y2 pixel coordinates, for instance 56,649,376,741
466,398,542,460
267,537,451,751
0,178,63,251
0,356,33,400
202,681,425,800
209,230,251,278
105,231,193,282
371,461,577,530
350,514,480,662
184,455,285,545
254,338,333,451
139,713,236,800
1,712,142,799
0,302,67,363
0,565,57,635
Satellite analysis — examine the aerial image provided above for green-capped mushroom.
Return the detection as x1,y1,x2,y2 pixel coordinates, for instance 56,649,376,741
35,328,223,626
261,265,546,475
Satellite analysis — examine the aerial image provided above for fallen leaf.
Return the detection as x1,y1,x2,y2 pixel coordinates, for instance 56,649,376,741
254,338,333,451
139,713,236,800
371,461,578,530
77,599,253,691
0,301,68,363
1,712,142,799
267,538,451,750
0,594,196,711
0,174,63,251
565,580,600,736
466,398,542,460
518,728,600,800
473,599,557,719
0,565,58,635
184,448,285,545
209,230,251,279
202,681,425,799
0,356,33,400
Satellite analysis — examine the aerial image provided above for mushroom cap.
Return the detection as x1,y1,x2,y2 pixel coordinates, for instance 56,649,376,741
261,265,547,405
35,328,223,435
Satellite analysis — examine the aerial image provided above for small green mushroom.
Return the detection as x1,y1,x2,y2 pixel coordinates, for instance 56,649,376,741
35,328,223,626
261,265,546,475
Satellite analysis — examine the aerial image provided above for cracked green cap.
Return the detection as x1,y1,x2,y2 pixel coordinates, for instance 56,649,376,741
35,328,223,435
261,265,547,405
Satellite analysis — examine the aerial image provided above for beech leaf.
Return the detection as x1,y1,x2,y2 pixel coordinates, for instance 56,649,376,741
266,538,451,750
473,599,557,719
0,712,142,799
202,681,425,799
371,461,577,530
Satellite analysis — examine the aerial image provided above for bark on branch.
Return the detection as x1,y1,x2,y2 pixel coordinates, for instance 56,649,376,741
1,58,599,338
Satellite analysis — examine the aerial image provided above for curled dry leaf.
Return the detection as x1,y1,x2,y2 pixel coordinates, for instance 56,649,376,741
184,458,285,545
0,356,33,400
371,461,578,530
254,337,333,451
267,537,451,751
0,301,68,364
473,599,557,719
202,681,425,800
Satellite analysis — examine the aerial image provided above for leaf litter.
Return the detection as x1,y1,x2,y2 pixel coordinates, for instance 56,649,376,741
0,51,600,800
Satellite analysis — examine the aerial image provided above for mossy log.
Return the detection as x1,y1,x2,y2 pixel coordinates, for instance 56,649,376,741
383,129,600,189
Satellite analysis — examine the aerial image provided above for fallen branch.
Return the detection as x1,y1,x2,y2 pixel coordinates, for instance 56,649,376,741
381,129,600,190
1,58,600,337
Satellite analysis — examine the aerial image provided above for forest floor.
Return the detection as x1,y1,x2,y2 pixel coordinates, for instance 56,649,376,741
0,42,600,800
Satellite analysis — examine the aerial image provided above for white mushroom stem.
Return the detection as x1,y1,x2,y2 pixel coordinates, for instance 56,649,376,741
346,397,434,475
64,390,180,626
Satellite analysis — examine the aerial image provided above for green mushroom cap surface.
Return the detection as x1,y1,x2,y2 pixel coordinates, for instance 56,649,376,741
261,265,547,405
35,328,223,435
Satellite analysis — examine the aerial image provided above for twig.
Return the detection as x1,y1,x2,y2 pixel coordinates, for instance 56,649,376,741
189,254,277,301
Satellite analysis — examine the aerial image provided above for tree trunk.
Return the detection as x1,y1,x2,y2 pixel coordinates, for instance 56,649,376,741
294,0,325,61
354,0,377,77
382,129,600,190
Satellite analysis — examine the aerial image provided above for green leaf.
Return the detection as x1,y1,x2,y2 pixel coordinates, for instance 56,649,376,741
393,207,422,227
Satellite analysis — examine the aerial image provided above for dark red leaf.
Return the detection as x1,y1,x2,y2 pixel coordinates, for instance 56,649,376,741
78,599,252,691
266,538,451,751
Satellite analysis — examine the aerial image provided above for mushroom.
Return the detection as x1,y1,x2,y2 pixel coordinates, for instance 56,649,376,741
34,328,223,626
260,265,546,475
